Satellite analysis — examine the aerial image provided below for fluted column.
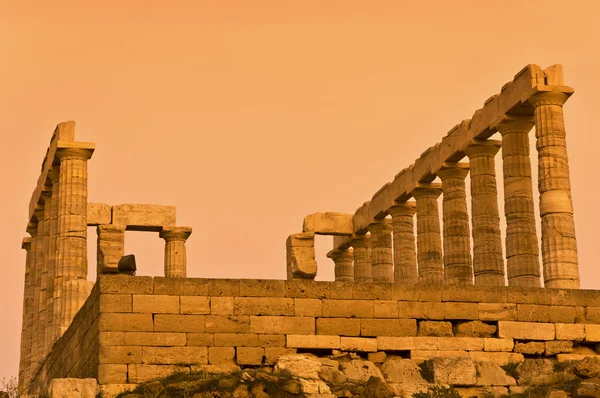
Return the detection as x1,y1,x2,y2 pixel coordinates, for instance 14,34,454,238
327,248,354,282
97,225,126,274
18,237,33,391
437,163,473,285
56,147,93,335
388,202,418,284
30,212,44,375
38,192,52,359
46,167,60,345
529,92,580,288
160,227,192,277
351,234,372,282
497,116,541,287
412,184,443,284
367,220,394,282
464,141,505,286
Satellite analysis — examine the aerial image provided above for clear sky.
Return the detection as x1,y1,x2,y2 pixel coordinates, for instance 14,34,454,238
1,0,599,381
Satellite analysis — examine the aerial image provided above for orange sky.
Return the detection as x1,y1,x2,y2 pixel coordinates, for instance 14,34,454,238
1,0,599,381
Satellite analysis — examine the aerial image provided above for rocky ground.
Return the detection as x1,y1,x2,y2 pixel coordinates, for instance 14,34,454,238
108,353,600,398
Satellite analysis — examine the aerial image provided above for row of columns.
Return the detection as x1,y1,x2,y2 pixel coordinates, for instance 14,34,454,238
327,92,579,288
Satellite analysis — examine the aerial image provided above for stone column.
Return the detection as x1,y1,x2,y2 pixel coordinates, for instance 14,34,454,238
327,248,354,282
55,147,93,335
160,227,193,278
351,234,372,282
39,191,52,359
367,220,394,283
529,92,580,288
388,202,418,284
97,225,126,274
18,237,32,391
497,116,541,287
437,163,473,285
46,167,60,345
464,141,505,286
412,184,443,284
30,211,44,376
286,232,318,280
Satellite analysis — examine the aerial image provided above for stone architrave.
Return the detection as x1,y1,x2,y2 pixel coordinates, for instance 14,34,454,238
497,115,541,287
388,202,418,284
159,226,193,278
303,212,353,235
286,232,318,280
46,167,60,346
327,247,354,282
367,220,394,283
18,237,32,392
112,204,176,231
529,92,580,288
412,184,444,284
55,146,93,336
437,163,473,285
97,225,126,274
351,234,373,282
464,141,505,286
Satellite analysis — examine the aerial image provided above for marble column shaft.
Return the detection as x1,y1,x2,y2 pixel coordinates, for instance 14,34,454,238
46,167,60,345
498,116,541,287
38,193,52,359
327,248,354,282
412,185,443,284
18,237,33,391
160,227,192,278
351,234,373,282
529,92,580,288
56,148,92,335
30,213,44,376
388,202,418,284
437,163,473,285
464,141,505,286
367,220,394,283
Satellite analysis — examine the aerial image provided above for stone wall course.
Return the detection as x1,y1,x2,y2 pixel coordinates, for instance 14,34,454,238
555,323,585,341
99,345,141,364
186,333,214,347
234,297,295,316
294,298,322,317
441,286,508,303
236,347,264,365
180,296,210,314
258,334,286,347
284,280,353,299
340,337,378,352
517,304,550,322
316,318,361,336
322,299,373,318
154,314,206,333
352,283,392,300
208,279,241,297
132,295,179,314
444,302,479,320
498,321,555,340
97,364,127,385
99,313,153,332
210,297,234,315
286,335,340,349
143,346,208,365
478,303,517,321
98,275,153,295
374,300,399,318
213,333,259,347
391,285,442,302
250,316,314,335
124,332,186,346
361,319,417,337
128,364,189,384
205,315,250,333
398,301,444,319
99,295,132,313
239,279,286,297
208,347,235,365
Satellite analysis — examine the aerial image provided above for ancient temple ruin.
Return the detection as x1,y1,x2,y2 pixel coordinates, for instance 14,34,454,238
17,64,599,397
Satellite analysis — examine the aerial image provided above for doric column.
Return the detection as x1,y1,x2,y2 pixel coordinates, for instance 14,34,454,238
437,163,473,285
160,227,192,278
327,248,354,282
388,202,418,284
464,141,505,286
367,220,394,283
497,116,541,287
18,237,32,391
97,225,126,274
55,147,93,335
46,167,60,345
351,234,372,282
38,191,52,358
529,92,580,288
30,211,44,375
412,184,443,285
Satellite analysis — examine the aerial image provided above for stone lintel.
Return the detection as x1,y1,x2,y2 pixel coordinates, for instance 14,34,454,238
353,202,371,234
87,203,112,226
302,212,353,236
112,204,177,232
369,183,391,220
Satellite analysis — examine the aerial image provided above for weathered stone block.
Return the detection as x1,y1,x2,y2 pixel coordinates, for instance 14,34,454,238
431,357,477,386
124,332,186,346
284,279,353,299
547,306,577,323
128,364,188,383
353,284,392,300
211,297,234,315
468,352,524,366
236,347,265,365
98,384,137,398
142,347,208,365
377,336,438,350
205,315,250,333
132,295,179,314
444,302,479,320
99,345,142,364
497,321,555,340
555,323,585,341
455,321,496,337
99,313,153,332
239,279,286,297
186,333,214,347
360,319,417,337
316,318,361,336
99,294,132,313
154,314,205,333
208,279,240,297
545,341,573,356
374,300,399,318
368,351,387,364
47,378,99,398
97,364,127,384
264,348,296,365
303,212,353,235
259,334,286,347
438,337,484,351
112,204,176,231
183,279,210,296
340,337,377,352
322,299,373,318
514,342,545,355
586,325,600,342
287,334,340,349
418,321,452,337
180,296,210,314
398,301,444,319
478,303,517,321
153,278,184,295
475,362,516,386
517,304,550,322
484,338,514,352
410,350,469,364
99,332,125,346
87,203,112,225
208,347,235,365
214,333,259,347
286,233,317,280
294,298,322,317
234,297,294,316
250,316,314,335
392,285,442,302
98,275,153,295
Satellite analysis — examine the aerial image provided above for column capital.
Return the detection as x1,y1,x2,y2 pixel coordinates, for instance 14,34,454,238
437,162,469,180
528,92,569,108
22,237,32,251
411,183,442,199
26,222,38,237
326,247,353,261
160,226,192,242
464,140,501,158
47,166,61,184
55,147,94,162
388,201,416,218
33,209,45,223
495,114,535,135
350,233,370,248
366,219,392,234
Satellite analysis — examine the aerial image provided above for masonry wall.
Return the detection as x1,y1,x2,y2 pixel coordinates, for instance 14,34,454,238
30,274,600,391
30,282,100,394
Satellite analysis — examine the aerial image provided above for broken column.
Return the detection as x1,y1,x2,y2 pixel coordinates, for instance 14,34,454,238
286,232,318,279
351,234,372,282
412,184,443,284
97,225,126,274
464,141,505,286
367,220,393,283
39,191,52,358
388,202,418,284
55,145,94,335
529,91,580,288
159,226,192,278
437,163,473,285
327,247,354,282
497,115,541,287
